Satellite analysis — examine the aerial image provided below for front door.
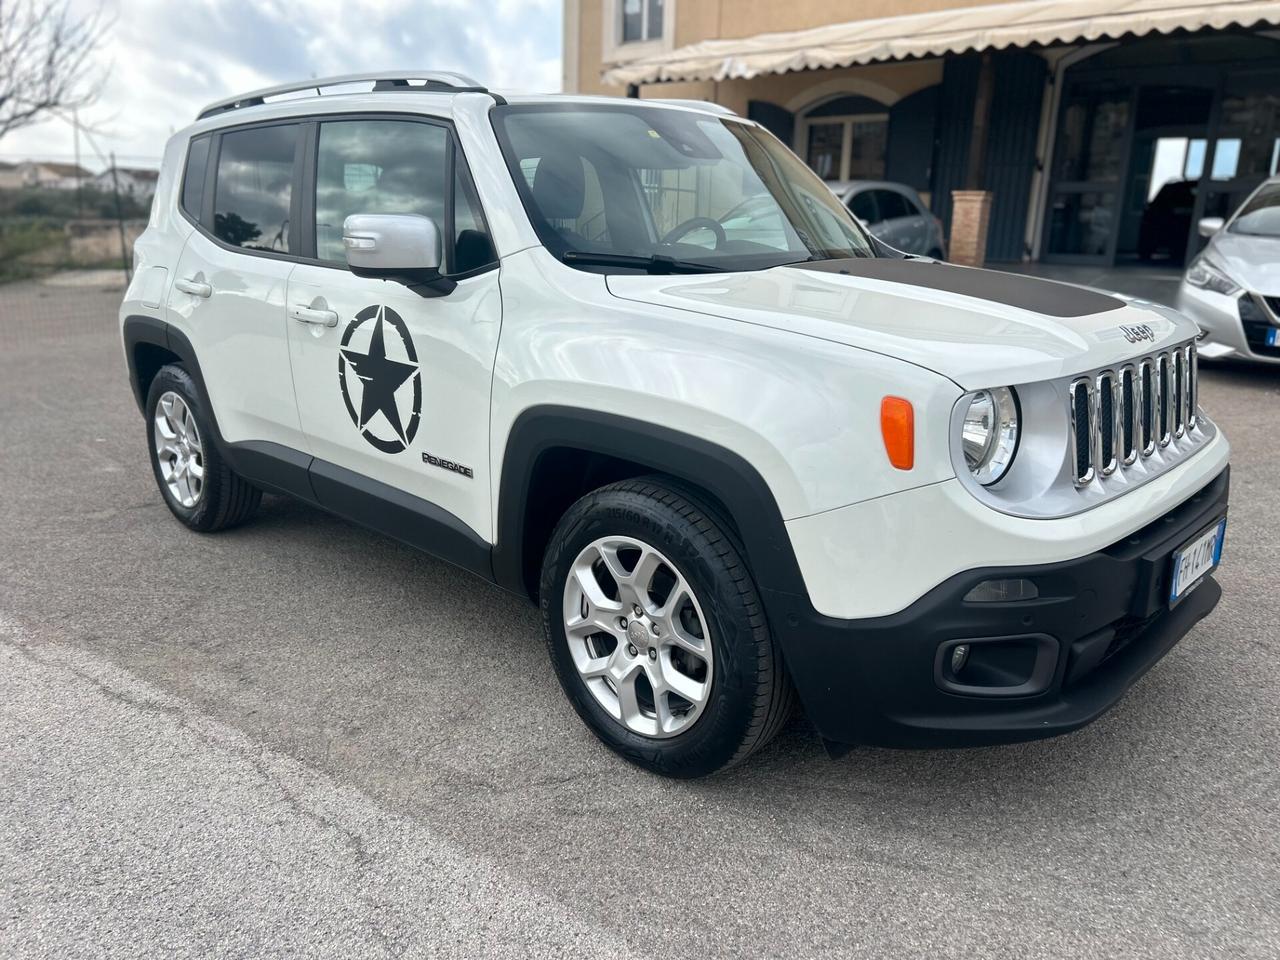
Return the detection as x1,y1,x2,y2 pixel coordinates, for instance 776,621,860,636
284,116,502,543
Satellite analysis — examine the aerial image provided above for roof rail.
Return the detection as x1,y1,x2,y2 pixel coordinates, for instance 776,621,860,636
196,71,489,120
651,99,739,117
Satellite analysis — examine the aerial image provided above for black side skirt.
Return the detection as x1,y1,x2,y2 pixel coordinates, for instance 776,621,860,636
222,440,494,584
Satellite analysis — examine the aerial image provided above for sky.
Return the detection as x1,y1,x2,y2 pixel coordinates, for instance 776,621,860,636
2,0,562,172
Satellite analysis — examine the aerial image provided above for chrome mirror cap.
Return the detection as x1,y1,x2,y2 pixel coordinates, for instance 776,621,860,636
343,214,443,273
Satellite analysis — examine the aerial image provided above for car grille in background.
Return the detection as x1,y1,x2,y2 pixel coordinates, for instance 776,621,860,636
1070,343,1198,487
1240,295,1280,358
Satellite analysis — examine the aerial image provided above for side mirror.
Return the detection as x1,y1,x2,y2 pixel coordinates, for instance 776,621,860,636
1197,216,1225,238
342,214,455,295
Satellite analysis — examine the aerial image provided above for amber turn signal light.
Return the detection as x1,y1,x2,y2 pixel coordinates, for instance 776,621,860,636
880,396,914,470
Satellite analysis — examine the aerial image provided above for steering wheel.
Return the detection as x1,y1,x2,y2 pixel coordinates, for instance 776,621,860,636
661,216,726,248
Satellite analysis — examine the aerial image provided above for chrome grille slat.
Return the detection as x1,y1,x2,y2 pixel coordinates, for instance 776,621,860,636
1096,370,1118,477
1120,365,1138,465
1173,349,1186,439
1157,353,1172,447
1139,359,1156,457
1069,341,1202,488
1069,378,1094,487
1182,340,1192,427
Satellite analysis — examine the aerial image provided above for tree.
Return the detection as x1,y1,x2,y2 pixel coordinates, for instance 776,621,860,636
0,1,107,144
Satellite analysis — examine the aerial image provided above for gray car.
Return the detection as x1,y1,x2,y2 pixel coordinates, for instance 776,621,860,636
1176,176,1280,364
829,180,947,259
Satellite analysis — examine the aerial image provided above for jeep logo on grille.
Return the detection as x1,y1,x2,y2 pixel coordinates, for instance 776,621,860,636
1120,323,1156,344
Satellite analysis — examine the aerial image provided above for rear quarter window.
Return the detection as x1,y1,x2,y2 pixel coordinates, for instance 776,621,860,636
181,135,211,223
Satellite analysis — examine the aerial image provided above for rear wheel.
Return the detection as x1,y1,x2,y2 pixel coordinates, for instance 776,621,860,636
145,364,261,532
540,479,794,777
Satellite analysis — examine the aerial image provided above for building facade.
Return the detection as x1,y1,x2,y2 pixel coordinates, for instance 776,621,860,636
564,0,1280,266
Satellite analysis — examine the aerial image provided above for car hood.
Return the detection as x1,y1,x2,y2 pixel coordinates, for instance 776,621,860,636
1205,231,1280,296
606,258,1199,388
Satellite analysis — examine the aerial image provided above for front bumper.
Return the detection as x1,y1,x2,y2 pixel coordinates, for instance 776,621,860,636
774,467,1229,748
1177,281,1280,363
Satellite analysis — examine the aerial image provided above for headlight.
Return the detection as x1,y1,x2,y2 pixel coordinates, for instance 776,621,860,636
1185,257,1240,296
960,387,1020,485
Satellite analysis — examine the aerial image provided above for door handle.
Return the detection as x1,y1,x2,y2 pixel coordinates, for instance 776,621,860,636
290,304,339,327
175,276,211,298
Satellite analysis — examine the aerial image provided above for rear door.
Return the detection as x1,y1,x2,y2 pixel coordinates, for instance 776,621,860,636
167,121,306,451
284,115,502,544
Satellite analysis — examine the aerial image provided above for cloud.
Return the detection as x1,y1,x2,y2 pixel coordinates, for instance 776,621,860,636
1,0,562,171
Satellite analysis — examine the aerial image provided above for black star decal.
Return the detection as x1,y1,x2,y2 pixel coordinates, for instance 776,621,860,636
340,307,418,444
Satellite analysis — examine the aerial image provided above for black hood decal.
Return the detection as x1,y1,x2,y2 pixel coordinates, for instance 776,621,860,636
792,258,1125,319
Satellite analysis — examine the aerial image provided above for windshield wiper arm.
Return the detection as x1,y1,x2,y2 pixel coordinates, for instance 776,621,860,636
562,251,727,274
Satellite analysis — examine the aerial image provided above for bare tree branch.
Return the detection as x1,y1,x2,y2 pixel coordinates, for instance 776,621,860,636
0,0,108,144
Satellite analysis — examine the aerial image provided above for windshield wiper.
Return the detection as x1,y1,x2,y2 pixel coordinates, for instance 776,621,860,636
562,251,727,274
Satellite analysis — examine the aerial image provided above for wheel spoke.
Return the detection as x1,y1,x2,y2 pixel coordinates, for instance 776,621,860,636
661,660,708,706
188,458,204,480
568,558,623,618
615,671,644,727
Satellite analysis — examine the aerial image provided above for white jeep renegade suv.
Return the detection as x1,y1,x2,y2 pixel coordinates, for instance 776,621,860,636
121,72,1231,778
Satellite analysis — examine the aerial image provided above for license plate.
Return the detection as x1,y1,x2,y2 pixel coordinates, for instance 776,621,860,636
1268,328,1280,348
1169,518,1226,605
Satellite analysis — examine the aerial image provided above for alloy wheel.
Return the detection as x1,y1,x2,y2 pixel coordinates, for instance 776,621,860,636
153,391,205,508
562,535,714,738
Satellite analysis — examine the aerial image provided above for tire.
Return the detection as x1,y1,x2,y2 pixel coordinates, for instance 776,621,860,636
145,363,261,532
540,478,795,778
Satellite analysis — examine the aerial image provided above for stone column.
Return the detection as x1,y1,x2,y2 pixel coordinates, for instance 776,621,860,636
949,190,993,268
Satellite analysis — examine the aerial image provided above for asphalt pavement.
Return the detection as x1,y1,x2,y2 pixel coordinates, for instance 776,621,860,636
1,275,1278,958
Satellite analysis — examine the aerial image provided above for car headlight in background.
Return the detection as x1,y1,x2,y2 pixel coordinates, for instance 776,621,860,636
1185,257,1240,296
960,387,1020,485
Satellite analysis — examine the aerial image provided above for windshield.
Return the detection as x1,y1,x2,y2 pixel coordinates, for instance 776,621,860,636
492,103,877,272
1229,183,1280,238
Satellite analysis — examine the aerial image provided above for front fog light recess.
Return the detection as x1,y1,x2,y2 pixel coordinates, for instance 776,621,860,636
960,386,1020,485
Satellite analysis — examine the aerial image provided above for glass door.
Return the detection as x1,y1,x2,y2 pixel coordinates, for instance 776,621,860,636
1043,80,1132,262
1113,85,1214,265
1193,69,1280,258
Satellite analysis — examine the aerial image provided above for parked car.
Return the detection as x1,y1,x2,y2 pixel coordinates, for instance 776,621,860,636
121,74,1229,778
1177,176,1280,362
829,180,946,258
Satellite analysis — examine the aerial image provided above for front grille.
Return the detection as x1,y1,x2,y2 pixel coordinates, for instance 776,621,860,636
1241,296,1280,358
1071,342,1198,487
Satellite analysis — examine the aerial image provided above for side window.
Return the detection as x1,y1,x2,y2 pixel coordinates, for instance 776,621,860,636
875,190,911,221
315,119,448,264
181,135,211,223
848,190,879,224
214,124,299,252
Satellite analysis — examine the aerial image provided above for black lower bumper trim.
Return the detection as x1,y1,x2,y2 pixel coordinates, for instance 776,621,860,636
770,467,1230,748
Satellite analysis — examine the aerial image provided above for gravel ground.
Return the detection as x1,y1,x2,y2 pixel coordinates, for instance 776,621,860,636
1,276,1277,958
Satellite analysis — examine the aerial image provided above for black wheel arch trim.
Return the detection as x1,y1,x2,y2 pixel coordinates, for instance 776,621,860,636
492,405,812,605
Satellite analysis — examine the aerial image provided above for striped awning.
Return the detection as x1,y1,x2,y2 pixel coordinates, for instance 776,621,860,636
602,0,1280,86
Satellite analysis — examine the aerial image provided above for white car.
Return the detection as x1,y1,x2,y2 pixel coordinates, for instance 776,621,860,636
121,73,1230,778
829,180,947,258
1177,177,1280,363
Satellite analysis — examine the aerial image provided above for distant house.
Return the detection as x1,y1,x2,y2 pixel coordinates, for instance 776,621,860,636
92,166,160,201
15,160,94,190
0,161,22,189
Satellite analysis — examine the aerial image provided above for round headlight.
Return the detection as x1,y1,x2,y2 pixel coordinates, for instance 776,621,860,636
960,387,1020,485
